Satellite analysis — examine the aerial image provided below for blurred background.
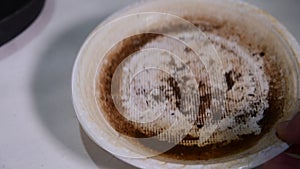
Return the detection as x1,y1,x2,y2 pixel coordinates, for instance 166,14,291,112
0,0,299,169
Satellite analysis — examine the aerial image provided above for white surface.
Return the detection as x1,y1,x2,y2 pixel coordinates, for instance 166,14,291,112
0,0,299,169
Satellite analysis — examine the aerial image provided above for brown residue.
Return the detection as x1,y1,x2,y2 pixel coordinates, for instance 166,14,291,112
95,15,286,161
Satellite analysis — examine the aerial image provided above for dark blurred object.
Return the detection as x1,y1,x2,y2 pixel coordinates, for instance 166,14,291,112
0,0,45,46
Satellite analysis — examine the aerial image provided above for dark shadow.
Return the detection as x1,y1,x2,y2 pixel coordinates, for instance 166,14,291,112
31,15,135,168
0,0,54,60
80,127,137,169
